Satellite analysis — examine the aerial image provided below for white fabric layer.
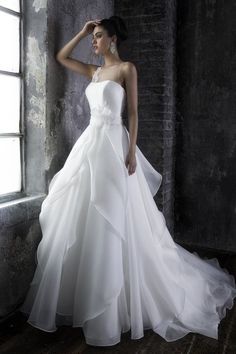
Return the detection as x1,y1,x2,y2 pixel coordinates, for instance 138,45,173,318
20,79,236,346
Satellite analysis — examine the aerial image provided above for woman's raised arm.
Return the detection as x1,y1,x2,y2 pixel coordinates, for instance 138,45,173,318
56,19,101,79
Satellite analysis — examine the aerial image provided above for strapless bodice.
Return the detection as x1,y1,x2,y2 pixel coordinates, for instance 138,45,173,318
85,80,126,126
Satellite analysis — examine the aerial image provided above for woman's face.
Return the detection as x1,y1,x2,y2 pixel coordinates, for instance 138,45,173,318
92,25,114,55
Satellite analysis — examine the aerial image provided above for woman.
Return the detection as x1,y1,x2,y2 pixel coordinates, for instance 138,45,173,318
20,16,236,347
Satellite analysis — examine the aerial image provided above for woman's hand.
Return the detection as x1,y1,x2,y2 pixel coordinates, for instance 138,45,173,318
81,19,101,36
125,150,137,175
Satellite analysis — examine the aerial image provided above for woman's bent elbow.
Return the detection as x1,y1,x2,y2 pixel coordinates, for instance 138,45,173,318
56,53,66,62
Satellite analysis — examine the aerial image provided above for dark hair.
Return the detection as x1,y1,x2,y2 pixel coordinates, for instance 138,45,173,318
99,15,128,48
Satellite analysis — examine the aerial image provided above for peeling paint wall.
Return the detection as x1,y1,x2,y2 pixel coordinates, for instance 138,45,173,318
32,0,47,12
24,1,48,194
26,36,46,129
46,0,114,184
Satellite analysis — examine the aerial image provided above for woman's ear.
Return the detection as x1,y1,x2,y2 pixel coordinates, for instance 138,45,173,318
112,34,118,44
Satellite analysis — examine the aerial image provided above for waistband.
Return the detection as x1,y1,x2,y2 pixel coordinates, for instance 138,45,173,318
89,114,124,126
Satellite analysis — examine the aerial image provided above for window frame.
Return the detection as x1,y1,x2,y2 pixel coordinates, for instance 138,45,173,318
0,1,26,203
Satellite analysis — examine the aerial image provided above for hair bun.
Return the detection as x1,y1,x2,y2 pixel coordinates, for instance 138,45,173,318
109,15,128,41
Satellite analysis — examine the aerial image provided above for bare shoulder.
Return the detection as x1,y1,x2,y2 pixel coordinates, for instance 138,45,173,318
120,61,137,85
120,61,138,91
121,61,137,76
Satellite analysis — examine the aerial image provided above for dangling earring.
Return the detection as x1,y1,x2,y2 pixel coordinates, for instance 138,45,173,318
110,42,116,54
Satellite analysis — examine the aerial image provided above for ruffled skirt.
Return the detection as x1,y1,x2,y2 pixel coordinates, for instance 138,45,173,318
20,117,236,346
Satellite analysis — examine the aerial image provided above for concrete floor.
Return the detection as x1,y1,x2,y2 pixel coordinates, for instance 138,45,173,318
1,245,236,354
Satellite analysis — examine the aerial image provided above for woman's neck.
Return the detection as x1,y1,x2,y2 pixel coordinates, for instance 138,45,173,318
102,53,122,68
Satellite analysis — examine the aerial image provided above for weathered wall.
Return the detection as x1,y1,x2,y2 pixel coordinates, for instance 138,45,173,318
174,0,236,251
0,0,114,322
115,0,177,232
46,0,114,185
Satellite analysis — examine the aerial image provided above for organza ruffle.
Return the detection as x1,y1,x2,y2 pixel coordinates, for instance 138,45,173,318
20,119,236,346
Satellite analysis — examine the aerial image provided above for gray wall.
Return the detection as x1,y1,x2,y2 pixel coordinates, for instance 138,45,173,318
174,0,236,252
46,0,114,185
115,0,177,233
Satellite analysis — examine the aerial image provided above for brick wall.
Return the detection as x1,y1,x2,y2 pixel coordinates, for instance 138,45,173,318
175,1,236,252
115,0,177,233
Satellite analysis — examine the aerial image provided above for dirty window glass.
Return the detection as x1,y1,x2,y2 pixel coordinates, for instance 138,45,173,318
0,2,22,199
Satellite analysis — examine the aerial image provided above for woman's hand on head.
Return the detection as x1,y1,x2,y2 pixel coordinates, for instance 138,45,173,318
81,19,101,36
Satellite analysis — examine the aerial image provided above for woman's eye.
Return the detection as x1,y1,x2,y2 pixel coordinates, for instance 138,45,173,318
92,35,102,40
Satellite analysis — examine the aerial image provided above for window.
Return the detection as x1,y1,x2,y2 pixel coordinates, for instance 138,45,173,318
0,0,24,202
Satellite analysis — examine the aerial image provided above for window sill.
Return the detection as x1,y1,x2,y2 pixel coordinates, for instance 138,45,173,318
0,193,46,209
0,193,46,227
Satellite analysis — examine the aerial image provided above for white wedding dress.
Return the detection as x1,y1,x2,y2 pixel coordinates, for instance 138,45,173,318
20,66,236,346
